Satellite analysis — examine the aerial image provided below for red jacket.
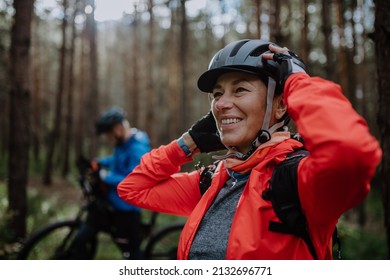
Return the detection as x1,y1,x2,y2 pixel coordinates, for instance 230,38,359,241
118,73,382,259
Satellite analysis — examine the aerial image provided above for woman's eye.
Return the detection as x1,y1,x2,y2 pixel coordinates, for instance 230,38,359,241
212,91,222,99
236,87,247,93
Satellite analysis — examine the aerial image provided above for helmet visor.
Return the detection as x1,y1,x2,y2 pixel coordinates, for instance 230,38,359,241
197,66,269,93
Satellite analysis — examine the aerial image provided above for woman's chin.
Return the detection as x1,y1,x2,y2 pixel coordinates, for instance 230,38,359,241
221,140,239,150
221,139,253,154
220,138,232,148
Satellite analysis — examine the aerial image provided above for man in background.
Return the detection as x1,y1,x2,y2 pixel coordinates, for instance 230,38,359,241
70,107,150,259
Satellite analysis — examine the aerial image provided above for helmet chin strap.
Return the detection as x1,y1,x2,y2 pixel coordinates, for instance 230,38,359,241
213,77,285,161
253,77,279,146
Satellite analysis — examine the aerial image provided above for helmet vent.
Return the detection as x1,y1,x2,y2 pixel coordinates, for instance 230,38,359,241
229,40,249,57
249,45,269,57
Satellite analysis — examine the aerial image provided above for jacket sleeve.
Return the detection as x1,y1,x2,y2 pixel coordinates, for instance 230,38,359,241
117,140,202,217
284,73,382,225
98,156,113,167
103,135,151,188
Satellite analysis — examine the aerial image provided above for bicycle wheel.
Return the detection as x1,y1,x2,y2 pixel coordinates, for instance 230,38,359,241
144,223,184,260
17,220,97,260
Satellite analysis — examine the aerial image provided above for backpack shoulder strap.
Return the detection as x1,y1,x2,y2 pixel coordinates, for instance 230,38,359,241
197,161,219,196
262,149,319,259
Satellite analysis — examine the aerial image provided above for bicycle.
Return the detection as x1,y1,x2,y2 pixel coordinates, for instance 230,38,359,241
17,156,185,260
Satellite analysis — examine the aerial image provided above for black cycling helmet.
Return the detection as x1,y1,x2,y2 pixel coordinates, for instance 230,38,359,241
197,39,298,159
95,107,126,135
197,39,282,93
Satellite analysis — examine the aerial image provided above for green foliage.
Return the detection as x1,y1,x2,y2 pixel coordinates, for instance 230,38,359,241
337,219,386,260
335,186,387,260
28,153,46,175
0,181,19,259
93,233,123,259
0,181,8,223
26,188,69,233
0,181,8,244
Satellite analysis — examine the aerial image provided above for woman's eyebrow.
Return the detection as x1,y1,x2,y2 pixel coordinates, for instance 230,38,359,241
212,78,252,91
232,78,251,86
212,84,222,91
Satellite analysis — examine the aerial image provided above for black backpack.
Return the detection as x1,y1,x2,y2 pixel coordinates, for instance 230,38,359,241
197,149,341,260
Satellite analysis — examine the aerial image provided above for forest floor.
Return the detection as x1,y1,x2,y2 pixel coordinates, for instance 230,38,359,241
28,175,81,204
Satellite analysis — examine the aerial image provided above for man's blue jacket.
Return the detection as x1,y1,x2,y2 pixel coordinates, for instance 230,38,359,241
98,128,150,211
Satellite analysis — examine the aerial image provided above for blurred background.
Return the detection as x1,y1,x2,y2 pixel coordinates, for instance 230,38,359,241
0,0,389,259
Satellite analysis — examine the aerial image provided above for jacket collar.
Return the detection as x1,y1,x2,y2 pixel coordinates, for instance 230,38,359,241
224,132,302,173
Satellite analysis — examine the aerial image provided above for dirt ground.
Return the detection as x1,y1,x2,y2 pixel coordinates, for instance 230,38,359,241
27,174,83,207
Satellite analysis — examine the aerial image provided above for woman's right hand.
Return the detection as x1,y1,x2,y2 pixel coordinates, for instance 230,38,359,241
188,111,226,153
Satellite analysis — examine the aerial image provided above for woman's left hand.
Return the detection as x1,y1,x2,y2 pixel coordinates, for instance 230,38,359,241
262,44,290,60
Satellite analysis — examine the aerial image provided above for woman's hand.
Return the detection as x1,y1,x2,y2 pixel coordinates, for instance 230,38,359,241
262,44,307,88
262,44,290,60
187,111,226,153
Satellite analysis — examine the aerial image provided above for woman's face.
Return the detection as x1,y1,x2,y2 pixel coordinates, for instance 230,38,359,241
210,71,268,154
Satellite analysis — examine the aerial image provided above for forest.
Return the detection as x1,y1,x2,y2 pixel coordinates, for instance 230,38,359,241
0,0,390,260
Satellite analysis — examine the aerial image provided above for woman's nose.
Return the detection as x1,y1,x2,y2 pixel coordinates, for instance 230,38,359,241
214,93,234,111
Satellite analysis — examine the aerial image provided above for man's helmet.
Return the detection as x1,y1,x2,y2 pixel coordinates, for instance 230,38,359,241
197,39,304,159
95,107,125,135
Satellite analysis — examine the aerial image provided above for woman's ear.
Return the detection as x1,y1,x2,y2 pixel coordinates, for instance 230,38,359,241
274,94,287,120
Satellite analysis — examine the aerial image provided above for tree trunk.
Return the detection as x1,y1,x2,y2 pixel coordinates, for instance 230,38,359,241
253,0,262,39
335,0,350,98
0,93,7,158
43,0,68,185
354,0,368,117
374,0,390,259
146,0,156,147
101,24,112,112
7,0,34,241
75,16,87,158
31,15,42,161
62,1,79,177
270,0,282,43
85,0,98,158
348,0,358,110
167,1,180,140
130,4,140,128
0,74,8,159
180,0,189,131
0,3,11,159
321,0,333,80
300,0,309,64
219,0,226,48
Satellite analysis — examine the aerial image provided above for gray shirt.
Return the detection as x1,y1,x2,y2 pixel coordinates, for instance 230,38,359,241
188,171,249,260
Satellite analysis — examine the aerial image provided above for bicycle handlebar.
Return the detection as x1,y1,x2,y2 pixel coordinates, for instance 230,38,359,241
76,155,107,200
